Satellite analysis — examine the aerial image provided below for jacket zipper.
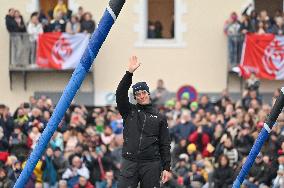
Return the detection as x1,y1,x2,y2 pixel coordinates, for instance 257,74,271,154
138,112,147,153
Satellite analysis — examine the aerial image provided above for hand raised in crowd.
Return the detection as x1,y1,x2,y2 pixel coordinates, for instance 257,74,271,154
128,55,140,73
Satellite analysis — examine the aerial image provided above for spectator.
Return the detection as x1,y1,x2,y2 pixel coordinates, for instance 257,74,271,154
224,12,241,66
53,147,68,180
0,166,13,188
42,147,58,188
9,125,29,159
273,154,284,188
8,159,22,186
62,155,89,187
38,9,48,26
27,12,43,64
184,162,206,187
22,159,43,184
222,136,238,167
188,126,211,157
235,124,254,158
5,8,18,32
49,11,66,32
151,79,171,106
65,14,81,34
0,104,14,141
249,10,259,32
245,72,260,93
80,12,96,33
257,10,272,30
212,154,234,188
154,20,163,38
74,175,94,188
28,126,41,149
271,16,284,35
244,152,270,187
0,127,9,162
199,95,214,113
148,21,156,38
58,180,67,188
77,6,84,22
14,107,29,134
172,155,190,180
27,12,43,42
172,139,187,164
6,9,26,66
53,0,67,18
50,131,64,151
256,21,267,34
170,110,196,142
64,127,80,158
110,136,123,171
96,170,117,188
14,10,26,32
109,112,123,135
240,13,252,35
101,126,115,146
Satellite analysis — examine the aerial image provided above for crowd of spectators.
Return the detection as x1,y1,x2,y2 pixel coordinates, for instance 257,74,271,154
5,0,96,34
0,78,283,188
3,2,284,187
5,0,96,66
224,5,284,67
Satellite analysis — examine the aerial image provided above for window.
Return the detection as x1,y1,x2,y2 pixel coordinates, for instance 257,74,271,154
26,0,79,16
39,0,68,19
134,0,187,48
147,0,174,39
254,0,283,17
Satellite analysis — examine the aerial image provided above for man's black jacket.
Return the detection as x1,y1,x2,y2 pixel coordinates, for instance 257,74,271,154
116,71,171,171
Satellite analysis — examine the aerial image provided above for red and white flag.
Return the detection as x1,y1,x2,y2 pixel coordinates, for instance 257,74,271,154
36,32,89,69
240,33,284,80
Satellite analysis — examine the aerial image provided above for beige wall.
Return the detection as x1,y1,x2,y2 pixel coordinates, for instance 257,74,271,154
0,0,280,109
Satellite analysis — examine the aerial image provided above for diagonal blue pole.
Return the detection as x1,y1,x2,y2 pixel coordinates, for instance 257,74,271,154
232,87,284,188
14,0,125,187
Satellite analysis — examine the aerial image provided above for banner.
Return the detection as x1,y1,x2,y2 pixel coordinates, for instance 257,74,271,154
240,34,284,80
36,32,89,69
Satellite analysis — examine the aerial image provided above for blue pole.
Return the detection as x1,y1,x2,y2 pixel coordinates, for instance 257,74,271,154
14,0,125,187
233,87,284,188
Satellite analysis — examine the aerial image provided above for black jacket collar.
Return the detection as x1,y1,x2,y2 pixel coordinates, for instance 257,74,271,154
136,103,157,114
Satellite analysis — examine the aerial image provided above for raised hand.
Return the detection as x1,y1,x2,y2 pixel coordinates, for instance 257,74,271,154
128,55,141,73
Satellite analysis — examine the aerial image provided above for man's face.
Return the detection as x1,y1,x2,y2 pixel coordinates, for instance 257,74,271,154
135,90,150,105
9,9,15,16
105,171,114,180
79,176,87,186
54,150,61,157
157,80,164,89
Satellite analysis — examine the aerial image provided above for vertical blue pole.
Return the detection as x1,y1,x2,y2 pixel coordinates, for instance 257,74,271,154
233,87,284,188
14,0,125,187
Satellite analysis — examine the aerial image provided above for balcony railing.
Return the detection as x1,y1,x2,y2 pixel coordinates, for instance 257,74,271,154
9,33,37,68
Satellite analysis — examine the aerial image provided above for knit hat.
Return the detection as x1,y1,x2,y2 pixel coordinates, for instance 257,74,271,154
190,101,198,109
187,143,197,153
132,82,150,96
181,92,190,100
179,153,189,162
165,100,175,108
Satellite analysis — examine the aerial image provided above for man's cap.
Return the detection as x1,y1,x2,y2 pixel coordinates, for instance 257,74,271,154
132,82,150,96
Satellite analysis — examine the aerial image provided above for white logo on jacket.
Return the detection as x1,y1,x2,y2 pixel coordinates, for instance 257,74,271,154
150,115,158,118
